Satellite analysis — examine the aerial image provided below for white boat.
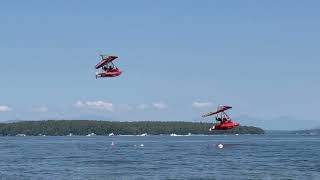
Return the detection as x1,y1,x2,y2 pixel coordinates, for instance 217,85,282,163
137,133,147,136
86,133,96,137
108,133,115,136
170,133,184,137
16,134,26,137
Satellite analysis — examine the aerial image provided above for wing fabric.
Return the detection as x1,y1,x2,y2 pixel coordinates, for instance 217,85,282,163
95,55,118,69
202,105,232,117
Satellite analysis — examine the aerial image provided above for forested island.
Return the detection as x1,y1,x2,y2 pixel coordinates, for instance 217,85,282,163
0,120,264,136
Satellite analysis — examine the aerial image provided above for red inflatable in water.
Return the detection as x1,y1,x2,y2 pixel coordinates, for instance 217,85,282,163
95,55,122,78
202,105,240,131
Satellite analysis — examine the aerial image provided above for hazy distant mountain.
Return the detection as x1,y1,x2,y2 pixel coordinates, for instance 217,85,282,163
1,119,24,123
235,115,320,131
292,128,320,135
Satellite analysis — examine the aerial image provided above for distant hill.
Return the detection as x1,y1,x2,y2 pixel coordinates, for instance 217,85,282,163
292,128,320,135
235,115,320,130
0,120,264,136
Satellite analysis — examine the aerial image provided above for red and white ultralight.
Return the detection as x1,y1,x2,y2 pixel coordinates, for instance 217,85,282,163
202,105,240,131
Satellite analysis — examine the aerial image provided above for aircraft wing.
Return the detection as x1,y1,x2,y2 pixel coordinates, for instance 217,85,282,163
202,105,232,117
95,55,118,69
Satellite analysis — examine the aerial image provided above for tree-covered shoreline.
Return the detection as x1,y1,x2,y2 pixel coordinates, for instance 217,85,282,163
0,120,264,136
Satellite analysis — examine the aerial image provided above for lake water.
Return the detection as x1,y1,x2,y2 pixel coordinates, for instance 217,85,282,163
0,134,319,180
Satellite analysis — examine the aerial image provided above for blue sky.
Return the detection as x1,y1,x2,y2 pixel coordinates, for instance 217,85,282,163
0,0,320,130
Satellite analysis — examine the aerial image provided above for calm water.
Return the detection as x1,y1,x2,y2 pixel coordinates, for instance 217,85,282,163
0,134,319,180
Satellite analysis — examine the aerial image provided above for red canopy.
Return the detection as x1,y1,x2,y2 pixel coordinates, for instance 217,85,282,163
202,105,232,117
95,55,118,69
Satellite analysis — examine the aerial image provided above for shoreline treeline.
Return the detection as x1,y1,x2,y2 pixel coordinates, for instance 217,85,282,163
0,120,264,136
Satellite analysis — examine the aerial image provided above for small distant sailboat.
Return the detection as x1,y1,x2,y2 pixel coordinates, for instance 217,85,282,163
86,133,96,137
138,133,147,137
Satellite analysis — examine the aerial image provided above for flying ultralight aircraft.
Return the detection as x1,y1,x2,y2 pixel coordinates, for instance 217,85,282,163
95,55,122,78
202,105,240,131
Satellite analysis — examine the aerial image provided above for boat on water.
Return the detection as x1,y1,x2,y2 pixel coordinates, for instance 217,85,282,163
137,133,148,136
86,133,96,137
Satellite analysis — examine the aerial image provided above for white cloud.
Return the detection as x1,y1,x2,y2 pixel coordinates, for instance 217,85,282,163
137,104,149,110
152,102,168,110
74,101,167,112
0,105,11,112
118,104,133,111
137,102,168,110
192,101,213,108
33,106,48,112
74,100,114,111
75,101,85,108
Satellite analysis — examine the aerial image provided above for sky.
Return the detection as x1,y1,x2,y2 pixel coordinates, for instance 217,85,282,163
0,0,320,130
